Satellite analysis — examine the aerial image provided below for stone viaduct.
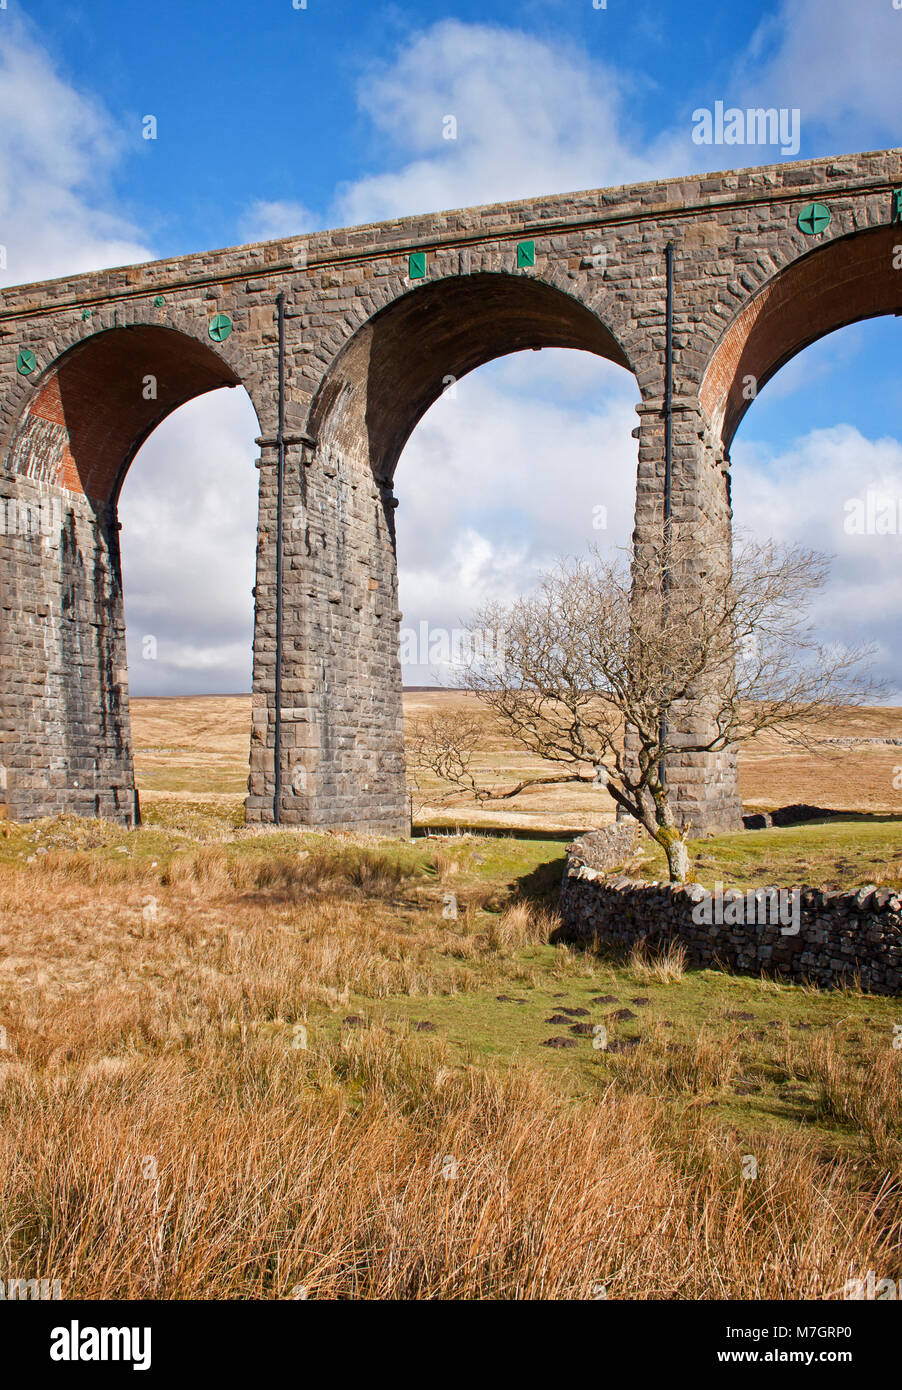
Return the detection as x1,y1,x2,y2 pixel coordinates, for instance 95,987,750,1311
0,147,900,834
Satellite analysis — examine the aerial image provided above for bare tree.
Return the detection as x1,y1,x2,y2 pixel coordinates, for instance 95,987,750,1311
407,705,592,807
405,708,487,824
411,534,878,883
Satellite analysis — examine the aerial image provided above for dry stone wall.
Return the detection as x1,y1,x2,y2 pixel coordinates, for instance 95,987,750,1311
559,834,902,995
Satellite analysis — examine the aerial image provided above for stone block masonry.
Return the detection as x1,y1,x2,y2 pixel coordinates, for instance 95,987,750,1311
0,148,901,831
559,835,902,995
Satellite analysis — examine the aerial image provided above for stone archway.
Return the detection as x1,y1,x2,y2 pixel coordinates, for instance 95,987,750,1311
307,272,634,483
664,222,902,836
1,147,899,832
701,224,902,453
0,324,260,824
260,270,639,834
8,324,244,502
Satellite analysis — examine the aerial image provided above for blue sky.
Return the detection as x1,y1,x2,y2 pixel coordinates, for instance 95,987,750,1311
2,0,902,694
16,0,787,258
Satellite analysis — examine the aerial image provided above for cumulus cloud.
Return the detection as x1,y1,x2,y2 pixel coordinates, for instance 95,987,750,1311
118,389,260,697
399,369,902,695
0,23,262,698
732,425,902,695
739,0,902,153
333,20,656,225
396,350,640,683
330,7,894,233
0,24,150,285
238,199,316,243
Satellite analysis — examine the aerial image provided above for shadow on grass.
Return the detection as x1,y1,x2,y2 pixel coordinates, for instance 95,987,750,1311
513,852,571,911
743,808,902,830
413,824,582,842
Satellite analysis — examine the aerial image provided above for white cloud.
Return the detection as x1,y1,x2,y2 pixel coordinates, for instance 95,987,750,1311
333,20,655,225
118,389,260,697
238,199,315,243
242,2,902,241
397,349,639,682
0,25,260,696
0,24,150,285
740,0,902,151
331,8,889,233
732,424,902,694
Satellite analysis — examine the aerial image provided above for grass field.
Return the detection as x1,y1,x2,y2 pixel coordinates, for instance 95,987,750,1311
132,692,902,833
0,694,900,1299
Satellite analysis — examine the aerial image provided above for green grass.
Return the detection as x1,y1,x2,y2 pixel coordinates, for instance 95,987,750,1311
304,977,894,1165
313,941,898,1146
638,814,902,891
238,816,900,1157
6,797,899,1165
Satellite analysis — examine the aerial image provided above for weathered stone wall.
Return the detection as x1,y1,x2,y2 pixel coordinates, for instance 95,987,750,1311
246,436,406,832
559,837,902,995
567,821,642,873
0,472,136,823
0,147,899,829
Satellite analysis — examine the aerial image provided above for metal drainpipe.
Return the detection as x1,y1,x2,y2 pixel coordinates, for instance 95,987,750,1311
659,241,675,779
273,292,286,825
664,240,674,547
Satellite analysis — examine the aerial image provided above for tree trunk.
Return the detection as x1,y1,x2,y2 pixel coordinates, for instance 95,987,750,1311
661,833,690,883
646,777,691,884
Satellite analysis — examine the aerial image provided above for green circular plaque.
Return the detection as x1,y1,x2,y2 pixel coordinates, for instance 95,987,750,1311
797,202,831,236
153,295,165,308
208,313,233,342
16,349,37,376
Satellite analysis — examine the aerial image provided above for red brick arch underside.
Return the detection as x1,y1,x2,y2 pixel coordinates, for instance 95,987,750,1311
701,224,902,451
6,325,242,505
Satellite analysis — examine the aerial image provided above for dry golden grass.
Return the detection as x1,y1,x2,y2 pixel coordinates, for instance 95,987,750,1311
0,847,482,1055
130,692,902,832
605,1021,743,1096
628,940,688,985
2,1023,900,1299
4,692,902,1300
737,706,902,815
805,1033,902,1176
1,836,900,1299
484,902,560,952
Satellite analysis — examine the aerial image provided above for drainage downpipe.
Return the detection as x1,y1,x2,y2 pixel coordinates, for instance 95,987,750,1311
273,292,286,825
659,241,675,781
664,240,674,548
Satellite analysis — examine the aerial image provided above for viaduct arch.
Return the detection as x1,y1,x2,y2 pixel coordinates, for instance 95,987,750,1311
0,147,900,833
